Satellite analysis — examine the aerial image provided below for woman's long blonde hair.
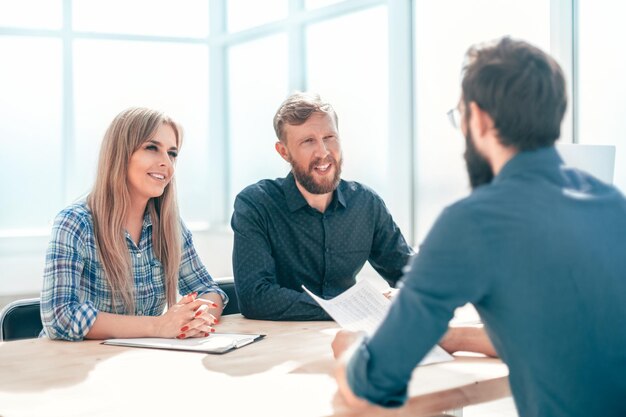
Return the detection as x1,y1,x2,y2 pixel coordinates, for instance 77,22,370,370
87,107,183,313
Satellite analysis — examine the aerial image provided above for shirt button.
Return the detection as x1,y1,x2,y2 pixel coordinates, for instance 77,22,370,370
137,310,143,315
136,253,141,258
326,248,330,253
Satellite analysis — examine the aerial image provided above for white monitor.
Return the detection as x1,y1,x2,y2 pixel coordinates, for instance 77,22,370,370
555,143,616,184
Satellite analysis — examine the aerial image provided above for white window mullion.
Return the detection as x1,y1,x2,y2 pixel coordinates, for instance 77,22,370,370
288,0,306,92
62,0,75,203
550,0,577,143
209,0,229,225
388,0,415,243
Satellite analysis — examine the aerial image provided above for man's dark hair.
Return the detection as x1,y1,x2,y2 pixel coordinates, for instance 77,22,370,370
273,92,338,142
462,37,567,151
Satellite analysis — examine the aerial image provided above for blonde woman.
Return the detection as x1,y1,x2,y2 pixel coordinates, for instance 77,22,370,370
41,107,227,341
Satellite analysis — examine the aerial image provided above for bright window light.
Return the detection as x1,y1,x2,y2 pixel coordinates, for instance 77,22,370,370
0,37,63,230
227,0,288,33
0,0,62,30
578,1,626,192
228,34,289,204
73,0,209,37
307,6,389,199
413,0,550,241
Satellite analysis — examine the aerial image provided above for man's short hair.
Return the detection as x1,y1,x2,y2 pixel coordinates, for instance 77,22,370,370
273,92,338,142
462,37,567,151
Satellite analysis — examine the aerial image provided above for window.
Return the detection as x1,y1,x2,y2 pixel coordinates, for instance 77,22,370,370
72,39,211,225
306,0,345,10
227,34,289,203
307,6,389,205
413,0,551,242
0,0,600,300
227,0,288,32
0,0,212,235
578,1,626,192
0,0,62,29
73,0,209,37
0,36,63,232
223,0,394,227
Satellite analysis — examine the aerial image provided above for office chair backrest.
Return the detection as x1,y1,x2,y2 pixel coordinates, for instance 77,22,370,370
219,280,240,316
0,298,43,341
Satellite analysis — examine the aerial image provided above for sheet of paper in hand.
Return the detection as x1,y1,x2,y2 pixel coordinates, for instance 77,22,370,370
303,279,453,365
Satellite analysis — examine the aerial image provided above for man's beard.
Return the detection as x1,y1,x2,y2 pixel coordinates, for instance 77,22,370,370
290,154,342,194
464,130,494,189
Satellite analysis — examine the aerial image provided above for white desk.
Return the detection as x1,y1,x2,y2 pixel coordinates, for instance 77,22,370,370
0,315,510,417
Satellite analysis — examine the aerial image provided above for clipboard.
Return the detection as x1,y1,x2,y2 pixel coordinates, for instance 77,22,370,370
102,333,265,354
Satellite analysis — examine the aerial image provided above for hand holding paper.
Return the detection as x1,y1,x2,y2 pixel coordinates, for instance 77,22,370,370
303,279,453,365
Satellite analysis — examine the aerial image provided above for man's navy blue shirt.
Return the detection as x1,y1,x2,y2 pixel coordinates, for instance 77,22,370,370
231,172,413,320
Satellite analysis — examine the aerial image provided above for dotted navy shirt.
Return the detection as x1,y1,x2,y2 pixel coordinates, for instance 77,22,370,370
231,172,413,320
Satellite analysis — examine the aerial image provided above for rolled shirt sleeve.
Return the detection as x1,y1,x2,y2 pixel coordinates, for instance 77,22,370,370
178,222,228,306
346,203,490,407
40,209,99,341
346,338,408,407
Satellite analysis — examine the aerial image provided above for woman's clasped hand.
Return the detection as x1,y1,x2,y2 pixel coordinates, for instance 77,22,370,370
156,292,220,339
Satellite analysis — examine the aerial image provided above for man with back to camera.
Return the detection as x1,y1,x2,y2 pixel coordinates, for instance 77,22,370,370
331,37,626,417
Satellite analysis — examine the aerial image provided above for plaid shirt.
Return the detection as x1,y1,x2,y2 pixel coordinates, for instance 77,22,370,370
40,201,227,341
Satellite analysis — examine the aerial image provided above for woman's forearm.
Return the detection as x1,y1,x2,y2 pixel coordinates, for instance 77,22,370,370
85,311,161,340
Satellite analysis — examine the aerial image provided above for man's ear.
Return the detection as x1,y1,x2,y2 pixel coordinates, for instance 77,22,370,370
275,140,290,162
468,102,495,136
468,101,495,145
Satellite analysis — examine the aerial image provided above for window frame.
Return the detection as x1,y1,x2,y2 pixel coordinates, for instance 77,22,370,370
0,0,578,249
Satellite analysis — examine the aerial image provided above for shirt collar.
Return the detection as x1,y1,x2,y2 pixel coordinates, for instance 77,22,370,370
282,171,347,212
493,146,563,184
335,183,347,208
143,207,153,228
124,208,153,248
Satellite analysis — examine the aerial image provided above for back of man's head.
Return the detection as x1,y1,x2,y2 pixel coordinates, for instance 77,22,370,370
462,37,567,151
273,92,338,142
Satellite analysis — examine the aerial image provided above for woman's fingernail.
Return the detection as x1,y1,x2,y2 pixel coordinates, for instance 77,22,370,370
177,333,186,339
194,310,202,317
204,332,209,337
180,326,189,332
214,319,219,324
210,328,215,333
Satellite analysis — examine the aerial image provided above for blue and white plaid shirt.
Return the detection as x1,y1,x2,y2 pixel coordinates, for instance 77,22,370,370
40,201,228,341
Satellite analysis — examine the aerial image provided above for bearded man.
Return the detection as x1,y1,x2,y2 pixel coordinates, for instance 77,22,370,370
230,92,414,321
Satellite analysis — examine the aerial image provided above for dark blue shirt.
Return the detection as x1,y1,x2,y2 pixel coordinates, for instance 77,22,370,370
347,147,626,417
231,172,413,320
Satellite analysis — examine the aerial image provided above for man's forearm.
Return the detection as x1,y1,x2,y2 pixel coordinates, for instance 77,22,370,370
332,331,370,408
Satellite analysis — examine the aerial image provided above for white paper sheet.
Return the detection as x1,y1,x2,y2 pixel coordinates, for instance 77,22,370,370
303,280,453,365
